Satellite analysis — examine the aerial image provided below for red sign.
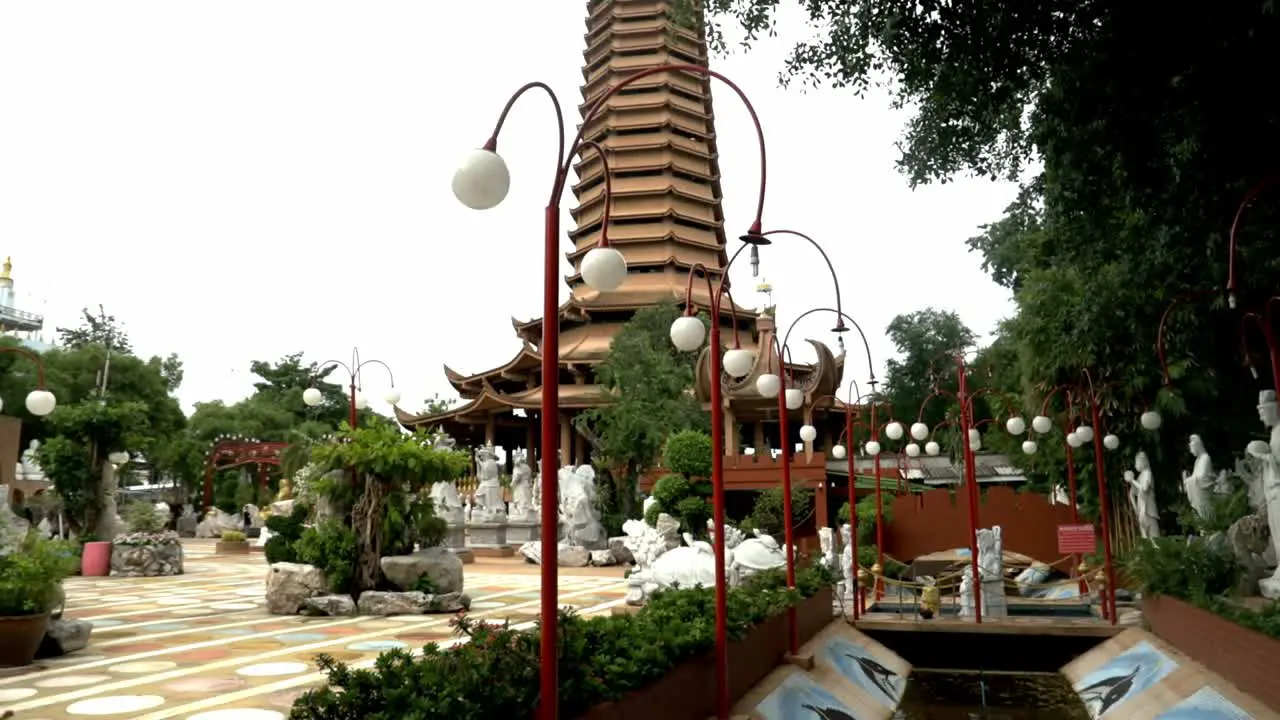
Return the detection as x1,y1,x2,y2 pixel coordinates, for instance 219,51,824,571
1057,523,1097,555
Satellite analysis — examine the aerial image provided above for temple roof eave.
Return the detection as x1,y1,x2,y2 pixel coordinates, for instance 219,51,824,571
442,343,543,393
396,384,615,429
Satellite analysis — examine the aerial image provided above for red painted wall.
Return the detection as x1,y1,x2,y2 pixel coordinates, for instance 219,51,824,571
882,486,1078,563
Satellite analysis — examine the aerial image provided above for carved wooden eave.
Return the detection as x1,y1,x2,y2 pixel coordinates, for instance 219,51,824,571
396,383,615,429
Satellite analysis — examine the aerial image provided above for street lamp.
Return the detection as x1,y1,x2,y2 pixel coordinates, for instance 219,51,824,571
459,64,772,720
0,346,57,417
304,347,398,429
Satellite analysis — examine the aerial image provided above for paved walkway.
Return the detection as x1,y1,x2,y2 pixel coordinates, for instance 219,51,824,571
0,542,627,720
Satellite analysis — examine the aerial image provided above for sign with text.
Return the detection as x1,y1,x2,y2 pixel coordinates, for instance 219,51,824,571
1057,523,1097,555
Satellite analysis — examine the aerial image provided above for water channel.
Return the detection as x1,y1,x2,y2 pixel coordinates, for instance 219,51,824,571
894,670,1089,719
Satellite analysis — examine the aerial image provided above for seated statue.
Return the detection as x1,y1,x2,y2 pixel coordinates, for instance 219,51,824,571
17,439,45,482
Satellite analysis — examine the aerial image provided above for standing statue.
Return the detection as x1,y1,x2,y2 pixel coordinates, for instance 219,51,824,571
559,465,606,549
429,479,464,524
1126,451,1161,540
508,449,536,523
471,443,505,523
1250,390,1280,598
1183,434,1219,522
976,526,1003,580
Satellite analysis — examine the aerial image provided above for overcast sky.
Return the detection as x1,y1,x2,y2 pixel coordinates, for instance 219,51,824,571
0,1,1017,417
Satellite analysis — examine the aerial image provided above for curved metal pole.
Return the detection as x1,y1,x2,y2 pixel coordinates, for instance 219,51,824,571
1227,175,1280,308
841,377,866,618
1080,369,1117,625
1239,296,1280,385
0,345,49,388
764,332,800,653
1155,290,1220,386
779,306,875,384
761,229,848,332
954,352,983,624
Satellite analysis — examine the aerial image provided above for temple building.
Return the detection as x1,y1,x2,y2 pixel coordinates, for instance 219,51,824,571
397,0,854,521
0,257,50,352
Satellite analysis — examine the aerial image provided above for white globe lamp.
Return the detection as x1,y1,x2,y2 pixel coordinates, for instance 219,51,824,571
1021,440,1038,455
0,396,4,412
799,424,817,443
1066,431,1083,448
1031,415,1052,434
756,373,781,398
669,316,706,352
968,428,981,445
722,348,755,378
831,444,847,460
885,421,904,441
580,247,628,292
302,387,323,407
452,149,510,210
784,388,804,410
354,393,369,410
864,440,881,457
925,441,941,456
1075,425,1095,443
1140,410,1162,431
107,450,130,466
384,389,402,406
910,422,929,441
1103,434,1120,450
1006,416,1027,436
905,442,921,458
25,389,56,417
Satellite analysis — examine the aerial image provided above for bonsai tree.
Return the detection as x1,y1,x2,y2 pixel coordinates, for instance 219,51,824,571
645,430,714,534
309,424,469,595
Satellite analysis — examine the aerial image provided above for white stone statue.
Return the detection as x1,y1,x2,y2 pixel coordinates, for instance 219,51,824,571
429,480,464,524
705,517,745,550
1126,451,1160,539
1183,434,1222,522
16,439,44,482
242,503,264,529
532,466,542,511
621,513,681,605
642,495,657,516
1051,484,1071,506
470,443,505,523
839,523,856,601
977,526,1003,580
195,507,242,538
958,569,975,617
559,464,605,549
729,528,789,584
626,531,725,605
1250,390,1280,598
508,449,536,523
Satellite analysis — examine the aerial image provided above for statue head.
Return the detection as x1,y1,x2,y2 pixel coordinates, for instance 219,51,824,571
475,443,497,463
512,447,527,467
1135,450,1150,472
1259,390,1278,428
27,439,39,452
1189,434,1205,457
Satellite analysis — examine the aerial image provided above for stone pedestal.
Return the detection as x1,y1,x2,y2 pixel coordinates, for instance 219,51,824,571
506,521,540,544
442,524,466,550
467,522,513,557
982,577,1008,618
451,548,476,564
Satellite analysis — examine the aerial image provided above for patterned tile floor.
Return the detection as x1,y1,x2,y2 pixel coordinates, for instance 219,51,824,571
0,541,628,720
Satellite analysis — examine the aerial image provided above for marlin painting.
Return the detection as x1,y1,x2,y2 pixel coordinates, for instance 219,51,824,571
801,704,858,720
1078,666,1141,716
849,653,900,700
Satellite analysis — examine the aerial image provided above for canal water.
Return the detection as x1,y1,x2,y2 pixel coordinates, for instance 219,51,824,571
894,669,1089,719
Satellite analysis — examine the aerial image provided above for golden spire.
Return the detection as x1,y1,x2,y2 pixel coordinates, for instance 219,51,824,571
0,257,11,280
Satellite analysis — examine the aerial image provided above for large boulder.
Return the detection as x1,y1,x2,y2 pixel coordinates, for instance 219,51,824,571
266,562,327,615
356,590,472,616
607,536,635,565
303,594,357,617
518,541,590,567
379,547,464,594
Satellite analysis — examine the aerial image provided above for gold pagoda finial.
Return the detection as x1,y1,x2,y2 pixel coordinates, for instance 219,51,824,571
1,257,11,280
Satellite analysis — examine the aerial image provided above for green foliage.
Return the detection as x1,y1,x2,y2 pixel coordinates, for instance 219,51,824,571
123,501,166,533
288,561,834,719
221,530,246,543
264,503,310,564
1177,484,1254,536
295,521,359,595
648,473,711,535
663,430,713,477
0,533,77,616
1123,537,1239,599
838,494,895,547
309,424,470,490
56,305,132,354
883,309,979,432
740,488,813,537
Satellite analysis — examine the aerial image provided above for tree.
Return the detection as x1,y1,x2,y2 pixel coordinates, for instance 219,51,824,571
422,393,457,416
882,308,976,432
56,305,132,353
38,400,150,534
574,302,710,516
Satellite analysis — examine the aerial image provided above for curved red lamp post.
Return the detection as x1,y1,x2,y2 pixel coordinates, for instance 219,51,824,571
1226,176,1280,311
0,345,57,417
302,347,399,430
1239,297,1280,387
838,390,894,599
457,65,772,720
830,377,868,619
1032,385,1089,594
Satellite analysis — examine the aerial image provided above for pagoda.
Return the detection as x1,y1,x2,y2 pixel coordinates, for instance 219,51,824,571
397,0,847,488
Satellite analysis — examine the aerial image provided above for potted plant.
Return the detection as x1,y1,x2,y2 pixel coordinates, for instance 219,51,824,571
0,530,77,666
217,530,250,555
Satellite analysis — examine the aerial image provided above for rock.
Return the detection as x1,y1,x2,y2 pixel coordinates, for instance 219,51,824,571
111,543,184,577
357,590,427,616
518,541,590,567
421,591,471,613
589,549,616,566
47,583,65,620
266,562,327,615
303,594,357,616
607,536,635,565
36,619,93,658
379,548,464,594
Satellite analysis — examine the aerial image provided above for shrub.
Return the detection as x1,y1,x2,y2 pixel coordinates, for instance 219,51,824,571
663,430,712,477
221,530,246,543
742,488,814,537
0,532,78,616
123,501,167,533
289,561,834,719
1123,536,1239,599
295,520,359,595
647,473,711,535
264,502,310,564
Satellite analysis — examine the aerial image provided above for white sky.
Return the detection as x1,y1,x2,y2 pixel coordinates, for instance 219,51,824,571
0,1,1017,417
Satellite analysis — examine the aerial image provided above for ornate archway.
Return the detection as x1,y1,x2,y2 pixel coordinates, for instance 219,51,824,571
200,436,288,508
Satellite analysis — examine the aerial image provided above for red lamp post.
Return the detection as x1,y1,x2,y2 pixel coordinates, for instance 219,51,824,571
830,378,868,619
836,390,894,601
0,345,57,418
1030,387,1088,594
303,347,399,430
456,65,771,720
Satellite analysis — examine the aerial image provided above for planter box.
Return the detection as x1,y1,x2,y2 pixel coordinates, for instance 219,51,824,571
110,543,184,577
216,540,251,555
1143,595,1280,711
578,585,834,720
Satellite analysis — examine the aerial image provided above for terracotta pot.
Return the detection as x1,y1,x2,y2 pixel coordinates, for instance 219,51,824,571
0,613,50,667
215,541,250,555
80,540,112,577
